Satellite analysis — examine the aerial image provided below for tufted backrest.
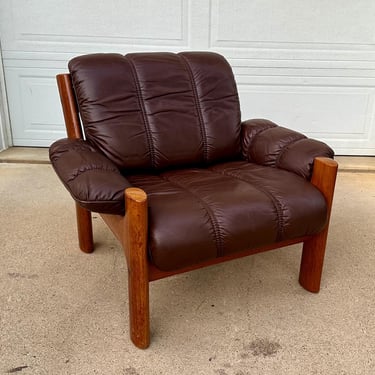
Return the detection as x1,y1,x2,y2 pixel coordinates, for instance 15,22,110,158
68,52,241,171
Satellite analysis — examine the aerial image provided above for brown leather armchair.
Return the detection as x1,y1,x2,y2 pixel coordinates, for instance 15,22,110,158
50,52,338,349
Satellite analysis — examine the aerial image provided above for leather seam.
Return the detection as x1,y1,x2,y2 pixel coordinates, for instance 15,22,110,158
76,199,123,204
275,136,306,168
246,125,276,160
159,173,225,257
178,54,208,162
66,166,122,183
208,166,285,241
126,58,156,168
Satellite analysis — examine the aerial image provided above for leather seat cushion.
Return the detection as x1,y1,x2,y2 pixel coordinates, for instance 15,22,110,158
127,161,328,271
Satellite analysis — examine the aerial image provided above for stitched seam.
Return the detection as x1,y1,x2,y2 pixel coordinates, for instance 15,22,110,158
208,166,285,241
67,166,122,182
275,136,306,168
159,173,225,256
248,124,276,148
76,199,123,204
245,125,275,160
178,55,208,162
127,58,156,168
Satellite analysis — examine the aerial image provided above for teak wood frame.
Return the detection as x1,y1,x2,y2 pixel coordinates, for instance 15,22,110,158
57,73,338,349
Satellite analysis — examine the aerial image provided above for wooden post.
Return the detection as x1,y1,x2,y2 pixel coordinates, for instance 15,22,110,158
299,157,338,293
56,74,83,139
76,203,94,253
56,73,94,253
124,188,150,349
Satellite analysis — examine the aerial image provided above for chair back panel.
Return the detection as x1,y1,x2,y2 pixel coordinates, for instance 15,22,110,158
68,52,241,171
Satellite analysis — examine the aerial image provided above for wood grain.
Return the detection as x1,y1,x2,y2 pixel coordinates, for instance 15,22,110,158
299,157,338,292
124,188,150,349
56,74,83,140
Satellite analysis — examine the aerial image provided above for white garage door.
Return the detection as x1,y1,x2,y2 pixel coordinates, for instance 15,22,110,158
1,0,375,155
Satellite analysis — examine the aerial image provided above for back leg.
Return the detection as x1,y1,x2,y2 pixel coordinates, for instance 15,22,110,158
75,203,94,253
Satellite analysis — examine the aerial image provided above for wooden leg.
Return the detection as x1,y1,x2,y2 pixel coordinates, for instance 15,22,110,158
75,203,94,253
124,188,150,349
299,228,328,292
299,157,338,293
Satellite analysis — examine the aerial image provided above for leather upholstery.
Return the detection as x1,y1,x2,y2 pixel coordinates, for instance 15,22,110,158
50,138,131,214
68,52,241,171
50,51,336,271
127,161,328,271
241,119,334,179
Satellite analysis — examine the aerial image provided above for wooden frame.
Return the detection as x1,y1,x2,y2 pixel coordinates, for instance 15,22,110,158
56,73,338,349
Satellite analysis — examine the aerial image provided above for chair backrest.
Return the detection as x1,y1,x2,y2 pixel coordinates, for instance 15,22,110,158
68,52,241,171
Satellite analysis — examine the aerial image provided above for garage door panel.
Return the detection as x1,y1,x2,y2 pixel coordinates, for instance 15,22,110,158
0,0,190,51
210,0,375,48
5,67,65,146
238,85,375,154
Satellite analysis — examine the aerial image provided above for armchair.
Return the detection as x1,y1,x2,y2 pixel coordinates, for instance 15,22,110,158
50,52,338,349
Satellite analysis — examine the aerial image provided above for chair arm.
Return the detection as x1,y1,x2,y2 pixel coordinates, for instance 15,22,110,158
241,119,334,179
49,138,131,215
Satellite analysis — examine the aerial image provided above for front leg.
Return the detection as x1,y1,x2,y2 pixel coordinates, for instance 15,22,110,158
124,188,150,349
299,157,338,292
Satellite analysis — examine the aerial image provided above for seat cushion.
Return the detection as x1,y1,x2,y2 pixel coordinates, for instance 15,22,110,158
127,161,328,271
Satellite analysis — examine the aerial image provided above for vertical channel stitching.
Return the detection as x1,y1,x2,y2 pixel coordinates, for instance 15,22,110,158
208,166,285,241
159,173,225,257
178,54,209,163
126,57,156,169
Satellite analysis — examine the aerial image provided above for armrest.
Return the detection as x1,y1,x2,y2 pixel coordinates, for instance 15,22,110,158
49,138,131,215
241,119,334,179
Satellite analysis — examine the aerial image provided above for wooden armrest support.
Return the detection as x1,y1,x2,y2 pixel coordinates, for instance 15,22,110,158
310,157,338,217
299,157,338,293
124,188,150,349
100,187,149,349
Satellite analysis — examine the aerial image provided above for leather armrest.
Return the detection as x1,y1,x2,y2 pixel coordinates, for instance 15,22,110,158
49,138,131,215
241,119,334,179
